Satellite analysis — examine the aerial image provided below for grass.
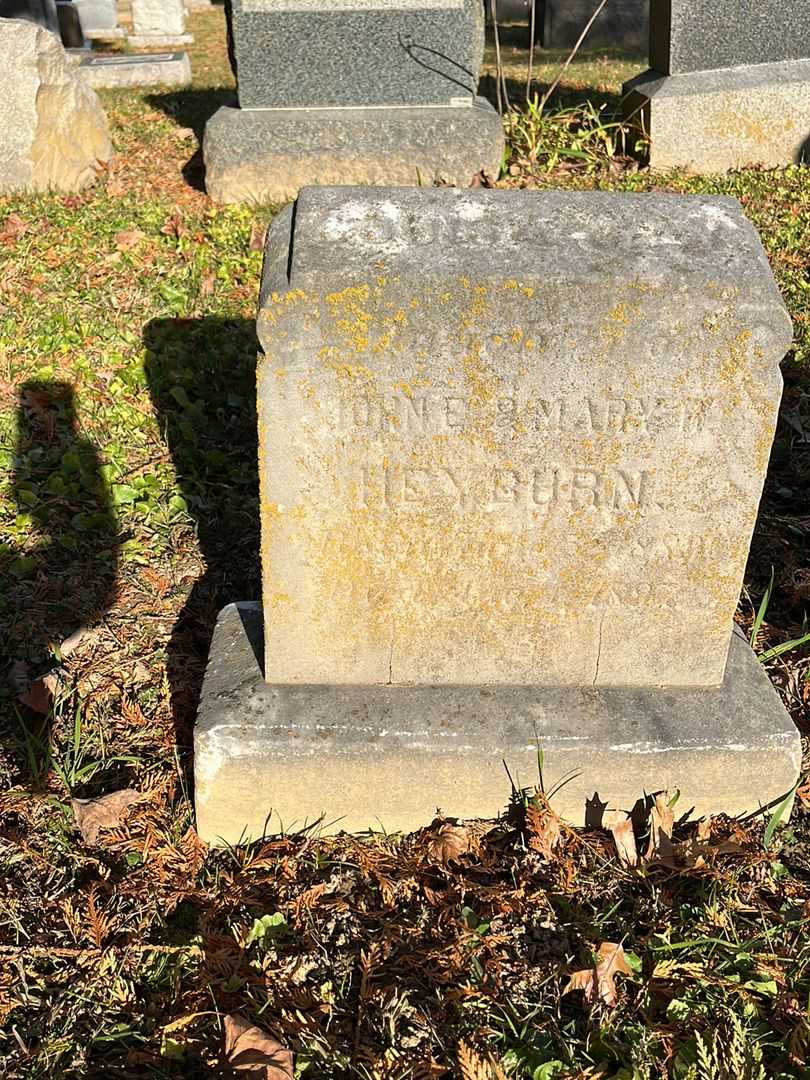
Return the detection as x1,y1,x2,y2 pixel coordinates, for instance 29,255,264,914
1,8,810,1076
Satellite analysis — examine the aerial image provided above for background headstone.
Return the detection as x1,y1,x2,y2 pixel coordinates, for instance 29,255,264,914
194,186,800,843
0,17,112,193
56,0,84,46
73,0,124,38
78,50,191,87
0,0,59,34
230,0,484,110
203,0,503,202
129,0,192,45
542,0,648,52
624,0,810,171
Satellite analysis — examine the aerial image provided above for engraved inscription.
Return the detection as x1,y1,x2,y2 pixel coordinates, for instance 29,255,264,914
358,464,658,513
339,393,717,436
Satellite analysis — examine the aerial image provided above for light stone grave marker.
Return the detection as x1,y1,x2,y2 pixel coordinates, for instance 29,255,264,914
194,187,800,845
73,0,124,39
202,0,504,204
129,0,192,46
78,49,191,88
624,0,810,171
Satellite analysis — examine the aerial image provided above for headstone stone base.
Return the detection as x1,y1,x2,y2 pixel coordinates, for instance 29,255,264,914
194,603,800,845
202,99,505,205
83,26,124,38
128,32,193,46
78,50,191,87
624,59,810,172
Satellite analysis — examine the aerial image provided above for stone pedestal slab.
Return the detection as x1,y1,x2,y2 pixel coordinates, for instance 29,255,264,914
202,100,505,205
194,604,801,844
624,60,810,173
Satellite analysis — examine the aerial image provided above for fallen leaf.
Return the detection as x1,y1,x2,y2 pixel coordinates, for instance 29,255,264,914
563,941,633,1008
457,1040,506,1080
249,220,267,251
114,228,145,251
19,667,64,714
645,792,675,861
0,214,27,242
526,800,562,858
72,788,142,845
223,1014,293,1078
426,823,470,865
610,817,638,867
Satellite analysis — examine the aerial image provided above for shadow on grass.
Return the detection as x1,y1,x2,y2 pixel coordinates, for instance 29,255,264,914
145,87,236,192
143,317,260,781
2,381,119,785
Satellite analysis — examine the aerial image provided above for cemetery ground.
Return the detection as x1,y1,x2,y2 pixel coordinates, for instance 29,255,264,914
1,9,810,1079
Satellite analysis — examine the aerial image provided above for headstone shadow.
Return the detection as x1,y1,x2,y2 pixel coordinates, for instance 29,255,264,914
146,88,236,192
2,380,119,785
142,316,260,783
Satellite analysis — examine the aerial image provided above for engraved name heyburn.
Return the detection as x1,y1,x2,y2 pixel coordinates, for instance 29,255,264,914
357,464,659,513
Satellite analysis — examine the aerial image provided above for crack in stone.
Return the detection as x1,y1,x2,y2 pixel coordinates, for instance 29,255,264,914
593,614,605,686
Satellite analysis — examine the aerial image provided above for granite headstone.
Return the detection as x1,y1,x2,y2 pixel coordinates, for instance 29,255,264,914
543,0,648,52
230,0,484,110
194,186,800,843
0,0,58,34
624,0,810,170
203,0,504,202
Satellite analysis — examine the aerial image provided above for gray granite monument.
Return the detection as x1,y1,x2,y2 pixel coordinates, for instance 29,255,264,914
543,0,648,52
624,0,810,171
194,185,800,845
203,0,504,204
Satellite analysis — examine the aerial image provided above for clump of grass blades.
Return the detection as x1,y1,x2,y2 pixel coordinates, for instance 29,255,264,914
504,95,639,175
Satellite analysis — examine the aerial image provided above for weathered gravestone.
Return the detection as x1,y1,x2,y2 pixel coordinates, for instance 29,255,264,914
0,17,112,193
194,186,800,844
73,0,123,39
202,0,504,204
78,50,191,87
129,0,192,45
542,0,648,52
624,0,810,171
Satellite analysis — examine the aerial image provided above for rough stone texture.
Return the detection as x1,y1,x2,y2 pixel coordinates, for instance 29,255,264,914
650,0,810,76
255,187,791,688
73,0,123,37
0,18,111,193
0,0,58,33
194,604,801,843
130,0,191,43
78,50,191,87
624,60,810,173
202,100,504,205
230,0,484,110
543,0,648,52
